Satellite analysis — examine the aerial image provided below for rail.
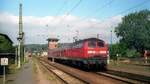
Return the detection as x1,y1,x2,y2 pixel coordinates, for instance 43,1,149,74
37,58,127,83
39,60,68,84
97,70,150,84
38,58,88,84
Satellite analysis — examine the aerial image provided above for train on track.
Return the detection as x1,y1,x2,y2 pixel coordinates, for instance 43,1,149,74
48,38,109,70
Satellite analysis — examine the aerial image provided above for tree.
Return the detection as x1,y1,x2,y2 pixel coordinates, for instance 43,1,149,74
115,10,150,54
110,43,127,59
0,35,14,53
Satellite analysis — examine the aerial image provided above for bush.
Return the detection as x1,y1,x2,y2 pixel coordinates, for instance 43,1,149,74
126,49,141,58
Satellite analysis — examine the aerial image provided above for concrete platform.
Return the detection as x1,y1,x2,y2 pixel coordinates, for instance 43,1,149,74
7,60,36,84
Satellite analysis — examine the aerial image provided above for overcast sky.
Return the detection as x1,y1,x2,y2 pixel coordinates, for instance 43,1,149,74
0,0,150,44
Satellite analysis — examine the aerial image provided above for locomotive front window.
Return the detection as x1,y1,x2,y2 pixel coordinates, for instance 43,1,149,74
88,40,96,48
97,41,104,47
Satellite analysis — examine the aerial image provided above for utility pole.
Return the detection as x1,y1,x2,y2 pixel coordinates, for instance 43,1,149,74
108,30,112,64
17,40,21,68
15,47,18,65
110,30,112,49
97,34,99,39
76,30,79,41
17,2,24,68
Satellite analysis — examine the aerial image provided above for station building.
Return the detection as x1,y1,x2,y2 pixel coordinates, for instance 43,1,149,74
0,33,15,74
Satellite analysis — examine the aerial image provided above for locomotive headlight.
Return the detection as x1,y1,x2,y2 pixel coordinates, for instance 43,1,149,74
87,51,92,54
88,51,96,54
99,51,106,54
93,51,96,53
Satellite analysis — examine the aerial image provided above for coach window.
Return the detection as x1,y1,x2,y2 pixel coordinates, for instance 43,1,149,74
88,40,96,48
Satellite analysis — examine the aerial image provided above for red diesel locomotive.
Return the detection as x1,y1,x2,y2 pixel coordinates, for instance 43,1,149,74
48,38,109,70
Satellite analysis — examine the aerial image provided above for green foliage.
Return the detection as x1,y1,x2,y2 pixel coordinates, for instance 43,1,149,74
110,43,127,59
0,35,14,53
110,43,141,59
115,10,150,53
126,49,141,58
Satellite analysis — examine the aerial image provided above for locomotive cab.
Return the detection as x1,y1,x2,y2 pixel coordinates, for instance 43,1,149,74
83,38,108,70
85,38,108,58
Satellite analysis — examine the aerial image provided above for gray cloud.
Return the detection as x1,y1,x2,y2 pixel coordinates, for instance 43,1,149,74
0,12,122,44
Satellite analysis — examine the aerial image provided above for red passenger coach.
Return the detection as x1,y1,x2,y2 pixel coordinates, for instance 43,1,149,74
48,38,109,70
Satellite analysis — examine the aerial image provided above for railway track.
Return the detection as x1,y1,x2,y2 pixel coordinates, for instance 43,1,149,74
96,71,150,84
38,57,150,84
38,58,87,84
37,58,126,84
132,63,150,67
39,61,68,84
98,69,150,83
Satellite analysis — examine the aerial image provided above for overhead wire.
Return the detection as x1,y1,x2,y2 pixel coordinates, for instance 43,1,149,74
67,0,115,30
66,0,82,16
71,0,150,39
89,0,150,31
49,0,150,40
47,0,68,24
73,0,149,29
47,0,82,27
79,0,150,28
55,0,69,16
65,0,115,40
82,0,115,20
107,0,150,19
58,0,83,24
46,0,83,39
45,0,69,39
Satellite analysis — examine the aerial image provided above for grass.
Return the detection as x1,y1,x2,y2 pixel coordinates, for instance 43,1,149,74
8,64,19,74
32,58,38,73
33,57,59,82
47,74,56,81
8,58,31,74
108,60,150,74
